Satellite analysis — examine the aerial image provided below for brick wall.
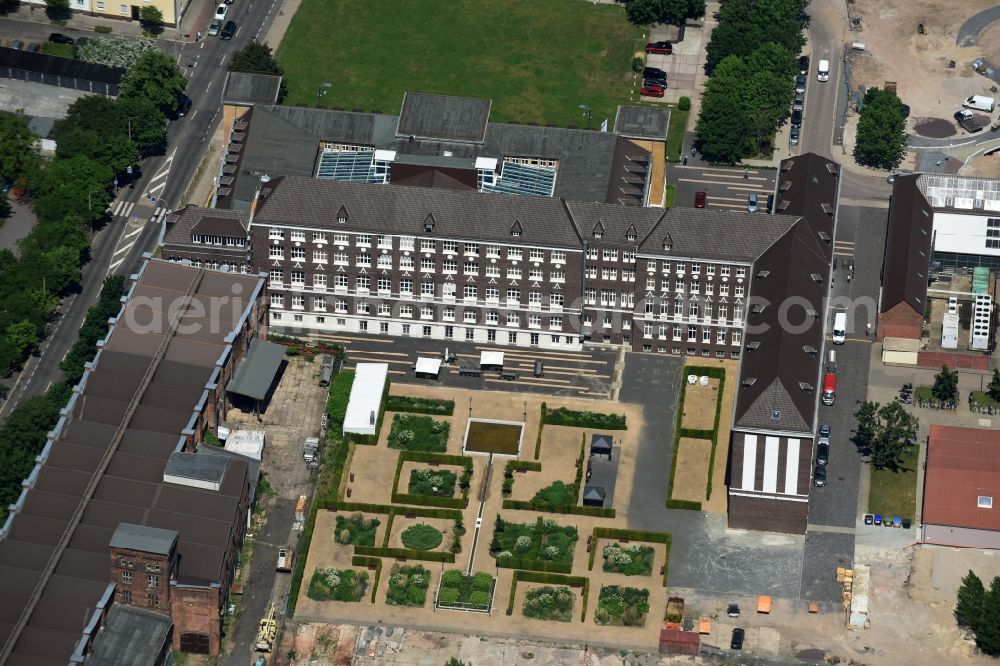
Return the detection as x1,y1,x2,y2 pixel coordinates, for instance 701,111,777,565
170,586,221,654
878,301,922,341
109,547,172,614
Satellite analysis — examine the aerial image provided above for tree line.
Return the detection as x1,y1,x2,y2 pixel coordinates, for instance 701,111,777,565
694,0,809,163
0,49,185,377
956,570,1000,656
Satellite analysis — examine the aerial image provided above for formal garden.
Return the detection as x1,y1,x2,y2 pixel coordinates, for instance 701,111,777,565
601,543,655,577
408,467,457,497
386,564,431,607
400,523,444,550
464,419,523,455
307,566,368,602
436,570,495,611
594,585,650,627
388,414,450,452
523,585,576,622
491,516,578,570
335,513,380,546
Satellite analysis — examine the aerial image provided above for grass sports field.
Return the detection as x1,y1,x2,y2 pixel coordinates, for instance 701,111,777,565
276,0,645,127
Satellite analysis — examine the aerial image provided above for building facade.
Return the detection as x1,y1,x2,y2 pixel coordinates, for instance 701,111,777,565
25,0,185,26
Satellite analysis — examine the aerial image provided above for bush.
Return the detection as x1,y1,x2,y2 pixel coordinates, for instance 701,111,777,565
594,585,650,627
326,371,354,430
386,565,430,607
334,513,380,546
94,25,113,33
400,523,444,550
408,467,457,497
385,395,454,415
543,407,626,430
678,96,691,111
437,570,494,609
438,587,460,604
387,414,450,452
78,35,156,70
532,480,577,508
632,56,644,72
523,585,575,622
307,567,368,602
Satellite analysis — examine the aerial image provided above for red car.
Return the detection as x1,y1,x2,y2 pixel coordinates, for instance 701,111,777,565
645,41,673,55
640,85,665,98
694,191,706,208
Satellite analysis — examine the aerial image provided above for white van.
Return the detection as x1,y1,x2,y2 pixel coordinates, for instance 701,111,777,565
832,311,847,344
963,95,996,112
817,59,830,82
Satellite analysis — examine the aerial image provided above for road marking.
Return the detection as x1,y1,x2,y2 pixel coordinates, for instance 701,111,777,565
189,109,198,121
113,243,134,258
806,524,856,535
121,226,143,241
108,257,126,274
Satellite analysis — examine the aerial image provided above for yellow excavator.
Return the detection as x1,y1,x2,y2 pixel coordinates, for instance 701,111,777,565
255,604,277,653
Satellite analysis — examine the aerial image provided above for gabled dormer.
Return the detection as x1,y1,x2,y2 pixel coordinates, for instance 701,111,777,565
511,219,523,238
625,224,638,242
592,220,605,240
423,212,436,233
662,233,673,251
336,206,349,224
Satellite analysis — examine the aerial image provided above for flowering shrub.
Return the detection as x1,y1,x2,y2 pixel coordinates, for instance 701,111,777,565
601,543,654,576
515,535,533,552
77,36,157,71
307,567,367,602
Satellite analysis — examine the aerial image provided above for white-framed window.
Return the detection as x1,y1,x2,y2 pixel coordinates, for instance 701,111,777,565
585,288,596,305
720,265,731,276
400,305,413,317
549,294,564,308
291,294,305,309
356,276,370,291
464,260,479,275
689,302,699,317
587,266,598,279
463,309,477,323
485,287,499,302
463,285,477,300
443,258,457,273
313,249,327,263
290,271,305,286
506,313,519,327
377,277,391,292
399,236,415,250
333,233,349,245
377,234,392,249
464,242,479,255
528,314,542,328
486,311,499,324
507,288,520,304
357,234,372,247
602,268,617,280
552,250,566,263
269,269,283,285
507,247,522,261
356,253,371,267
400,278,414,296
719,283,730,296
676,262,686,273
732,330,742,345
356,301,370,314
687,326,697,341
643,323,653,337
673,325,682,341
378,303,391,316
333,252,348,265
269,246,283,259
602,249,618,261
549,316,562,329
313,232,327,243
399,255,414,269
291,247,305,260
421,282,435,296
444,284,459,300
702,328,711,342
586,247,598,260
313,297,326,311
270,293,284,308
335,299,347,314
507,266,522,279
691,262,701,274
623,251,636,263
313,274,327,290
421,258,436,271
334,275,348,289
528,291,542,306
269,227,284,239
690,281,700,295
442,241,458,253
706,265,716,276
529,249,544,261
735,284,745,297
736,267,747,278
646,276,655,290
551,269,565,282
377,254,392,268
290,230,306,242
421,305,434,319
485,264,500,277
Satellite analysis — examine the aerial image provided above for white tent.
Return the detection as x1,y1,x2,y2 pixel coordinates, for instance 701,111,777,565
343,363,389,435
224,429,265,461
415,356,442,378
480,351,504,368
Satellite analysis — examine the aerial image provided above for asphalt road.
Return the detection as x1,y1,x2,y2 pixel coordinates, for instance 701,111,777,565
0,0,285,418
669,164,776,212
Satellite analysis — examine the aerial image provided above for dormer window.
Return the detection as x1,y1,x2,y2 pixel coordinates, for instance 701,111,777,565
592,221,605,239
423,213,436,234
336,205,348,224
511,219,523,238
626,224,637,242
662,233,673,251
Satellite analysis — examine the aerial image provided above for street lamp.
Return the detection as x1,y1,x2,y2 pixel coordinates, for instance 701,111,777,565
316,82,332,107
578,104,592,130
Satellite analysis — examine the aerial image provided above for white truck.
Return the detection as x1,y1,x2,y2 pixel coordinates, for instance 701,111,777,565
963,95,996,112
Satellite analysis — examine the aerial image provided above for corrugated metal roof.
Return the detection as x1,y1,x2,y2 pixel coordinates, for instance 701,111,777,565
397,92,491,143
226,339,286,401
85,605,172,666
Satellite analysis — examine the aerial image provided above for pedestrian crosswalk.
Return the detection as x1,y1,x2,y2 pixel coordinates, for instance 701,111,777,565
106,202,169,275
834,239,855,257
109,199,135,219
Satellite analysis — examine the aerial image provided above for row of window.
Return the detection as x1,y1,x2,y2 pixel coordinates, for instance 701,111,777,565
267,229,568,261
641,344,741,360
120,571,160,587
191,234,246,247
584,288,745,310
640,324,743,345
583,301,742,323
118,590,160,607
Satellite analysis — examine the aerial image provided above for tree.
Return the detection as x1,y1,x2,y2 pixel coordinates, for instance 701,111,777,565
44,0,70,20
931,365,959,403
626,0,705,26
138,5,164,33
119,50,186,114
853,400,919,469
986,368,1000,402
444,660,469,666
116,95,167,157
956,570,985,631
0,196,10,220
0,111,39,185
978,576,1000,656
705,0,808,74
854,87,907,170
4,319,38,361
694,86,756,163
230,41,283,75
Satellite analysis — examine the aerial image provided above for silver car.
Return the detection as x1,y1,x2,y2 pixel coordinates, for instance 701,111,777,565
208,19,222,36
747,192,759,213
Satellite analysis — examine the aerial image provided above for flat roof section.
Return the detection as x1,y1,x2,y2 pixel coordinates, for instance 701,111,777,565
397,92,492,143
83,605,172,666
109,523,177,555
614,105,671,140
343,363,388,435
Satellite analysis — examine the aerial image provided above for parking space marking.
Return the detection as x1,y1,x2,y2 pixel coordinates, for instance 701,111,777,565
343,349,410,357
483,377,587,391
346,355,412,366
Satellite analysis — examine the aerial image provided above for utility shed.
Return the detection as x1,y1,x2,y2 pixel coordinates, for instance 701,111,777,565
659,626,700,655
343,363,389,435
226,339,286,407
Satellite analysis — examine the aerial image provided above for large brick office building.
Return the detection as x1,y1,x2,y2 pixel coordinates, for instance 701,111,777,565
0,259,268,662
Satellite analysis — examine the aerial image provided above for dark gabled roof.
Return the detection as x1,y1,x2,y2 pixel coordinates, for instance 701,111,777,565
734,153,839,434
565,200,664,247
614,105,671,140
226,339,286,401
881,175,932,315
583,486,606,501
591,434,613,452
109,523,177,555
638,208,797,263
252,176,585,247
397,92,492,143
84,605,172,666
161,205,249,255
222,71,283,106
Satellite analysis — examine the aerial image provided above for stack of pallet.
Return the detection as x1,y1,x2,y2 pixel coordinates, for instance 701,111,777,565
837,567,854,611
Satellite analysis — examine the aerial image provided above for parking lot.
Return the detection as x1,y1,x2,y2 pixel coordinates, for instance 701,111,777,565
669,164,776,211
640,23,703,105
319,333,619,398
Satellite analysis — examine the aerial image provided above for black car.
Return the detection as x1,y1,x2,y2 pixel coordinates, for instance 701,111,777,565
49,33,75,44
644,76,667,88
798,55,810,75
220,20,237,39
795,74,807,93
177,94,192,117
791,109,802,127
816,442,829,466
814,465,827,487
731,628,745,650
643,66,666,79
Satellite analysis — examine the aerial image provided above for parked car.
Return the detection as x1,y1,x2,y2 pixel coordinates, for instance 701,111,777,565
819,423,831,439
49,33,75,44
731,628,745,650
220,20,237,39
790,125,800,146
747,192,758,213
26,43,41,53
9,40,23,50
694,191,706,208
814,465,827,487
640,85,665,98
176,94,192,117
208,19,223,36
798,55,810,75
215,3,228,18
816,441,829,466
793,91,804,111
791,109,803,127
795,74,807,93
643,66,666,79
643,76,667,88
645,41,673,55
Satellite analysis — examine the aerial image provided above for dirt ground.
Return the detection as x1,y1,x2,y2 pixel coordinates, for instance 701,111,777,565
671,437,711,503
680,377,719,430
846,0,999,124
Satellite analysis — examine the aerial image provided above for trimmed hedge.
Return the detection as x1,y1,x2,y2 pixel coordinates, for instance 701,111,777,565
354,545,456,563
385,395,455,415
543,406,626,430
667,365,726,510
326,371,354,431
501,499,616,519
587,527,672,586
389,451,474,509
496,554,573,574
351,555,383,603
505,570,590,622
508,460,543,472
534,402,547,459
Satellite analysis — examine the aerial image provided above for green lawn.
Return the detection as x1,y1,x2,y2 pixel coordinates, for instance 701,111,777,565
664,107,689,163
275,0,644,126
867,445,919,520
41,43,74,59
